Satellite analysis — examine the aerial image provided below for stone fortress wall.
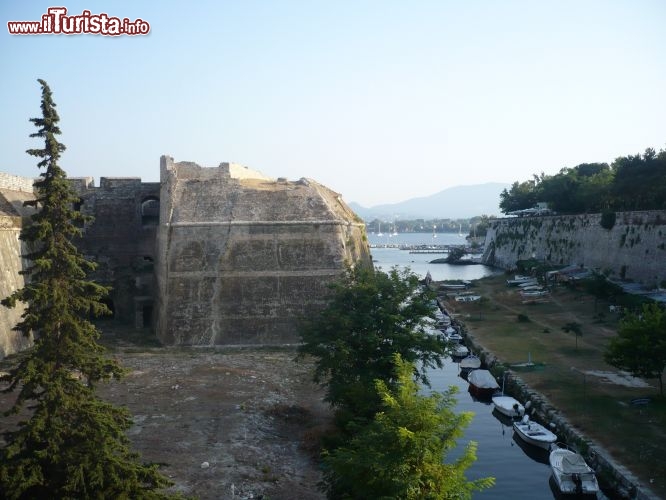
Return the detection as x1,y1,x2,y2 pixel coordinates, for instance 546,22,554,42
482,211,666,286
0,158,370,358
156,156,369,345
70,176,161,330
0,173,37,358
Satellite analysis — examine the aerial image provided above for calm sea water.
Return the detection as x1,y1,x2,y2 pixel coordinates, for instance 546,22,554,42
368,232,496,282
371,233,604,499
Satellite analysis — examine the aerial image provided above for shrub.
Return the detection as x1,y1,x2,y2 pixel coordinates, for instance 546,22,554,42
600,210,616,230
517,313,530,322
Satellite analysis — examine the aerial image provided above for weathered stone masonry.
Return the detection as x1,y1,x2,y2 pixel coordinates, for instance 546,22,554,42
0,157,370,357
156,156,369,345
482,211,666,286
0,174,36,358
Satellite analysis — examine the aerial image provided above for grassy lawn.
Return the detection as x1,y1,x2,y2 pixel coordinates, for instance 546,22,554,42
445,274,665,498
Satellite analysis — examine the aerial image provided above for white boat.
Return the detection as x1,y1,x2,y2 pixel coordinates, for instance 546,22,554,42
459,354,481,372
513,415,557,450
451,344,469,358
454,294,481,302
549,446,599,495
492,372,525,419
440,283,468,290
443,326,462,342
436,316,451,328
467,369,500,399
506,275,534,286
520,289,550,297
492,395,525,419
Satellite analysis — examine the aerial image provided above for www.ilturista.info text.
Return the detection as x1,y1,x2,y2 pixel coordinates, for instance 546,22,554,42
7,7,150,36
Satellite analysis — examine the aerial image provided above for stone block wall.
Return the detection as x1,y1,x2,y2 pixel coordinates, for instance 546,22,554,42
0,217,33,358
73,177,161,328
156,156,370,345
0,175,37,358
0,173,35,193
483,211,666,286
1,157,370,351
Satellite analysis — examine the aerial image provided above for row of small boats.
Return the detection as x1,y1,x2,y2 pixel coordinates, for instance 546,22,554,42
461,366,600,496
434,299,599,496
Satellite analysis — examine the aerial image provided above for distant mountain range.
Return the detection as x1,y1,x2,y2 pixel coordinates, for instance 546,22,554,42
348,182,509,220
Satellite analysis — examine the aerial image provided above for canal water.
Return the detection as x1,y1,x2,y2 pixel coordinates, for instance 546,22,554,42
368,232,604,499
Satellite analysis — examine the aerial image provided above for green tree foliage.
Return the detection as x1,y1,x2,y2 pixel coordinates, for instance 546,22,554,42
604,303,666,396
499,147,666,215
0,80,173,498
611,148,666,210
467,215,490,239
561,322,583,349
499,179,539,213
320,355,494,499
600,210,616,230
298,265,448,425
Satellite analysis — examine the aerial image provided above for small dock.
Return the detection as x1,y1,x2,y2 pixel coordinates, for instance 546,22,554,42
370,244,459,253
409,249,450,254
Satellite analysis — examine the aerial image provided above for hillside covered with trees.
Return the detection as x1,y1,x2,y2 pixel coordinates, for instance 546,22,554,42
499,147,666,215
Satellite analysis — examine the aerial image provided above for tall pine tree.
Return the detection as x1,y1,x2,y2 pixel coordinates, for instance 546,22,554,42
0,80,173,498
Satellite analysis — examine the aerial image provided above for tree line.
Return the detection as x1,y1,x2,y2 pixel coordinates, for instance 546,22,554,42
368,216,492,240
499,147,666,215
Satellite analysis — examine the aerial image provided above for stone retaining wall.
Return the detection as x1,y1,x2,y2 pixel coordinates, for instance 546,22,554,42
483,211,666,286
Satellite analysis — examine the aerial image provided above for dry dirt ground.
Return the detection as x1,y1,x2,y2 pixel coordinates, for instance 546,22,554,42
1,345,330,500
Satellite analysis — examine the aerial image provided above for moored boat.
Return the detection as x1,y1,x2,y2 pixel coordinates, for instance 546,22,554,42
492,395,525,419
450,343,470,359
443,326,463,342
549,445,599,495
513,415,557,450
459,354,481,374
466,369,500,399
507,275,534,286
492,371,524,418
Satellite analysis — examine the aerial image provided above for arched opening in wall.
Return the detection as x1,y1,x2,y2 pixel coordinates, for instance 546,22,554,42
141,197,160,226
132,256,155,274
142,304,153,328
73,198,84,227
141,256,154,272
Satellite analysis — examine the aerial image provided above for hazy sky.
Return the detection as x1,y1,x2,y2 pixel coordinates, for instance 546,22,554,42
1,1,665,207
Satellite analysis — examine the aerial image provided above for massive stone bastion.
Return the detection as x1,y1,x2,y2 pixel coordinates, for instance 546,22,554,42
155,156,370,345
0,157,370,357
482,211,666,286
